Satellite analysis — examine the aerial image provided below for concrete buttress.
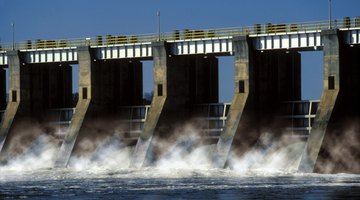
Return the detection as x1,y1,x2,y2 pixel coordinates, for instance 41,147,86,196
0,51,22,157
131,41,219,168
213,36,301,168
130,42,168,168
0,51,72,163
213,36,253,168
54,46,93,167
0,66,6,111
299,29,360,173
298,29,341,173
55,46,143,167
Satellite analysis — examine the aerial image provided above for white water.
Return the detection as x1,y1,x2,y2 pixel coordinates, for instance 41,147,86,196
1,135,58,171
0,130,306,176
0,132,359,199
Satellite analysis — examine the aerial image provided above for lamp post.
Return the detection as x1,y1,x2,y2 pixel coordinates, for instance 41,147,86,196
328,0,332,29
157,11,160,41
11,22,15,50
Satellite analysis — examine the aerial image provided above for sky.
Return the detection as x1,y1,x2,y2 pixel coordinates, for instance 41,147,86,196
1,0,359,102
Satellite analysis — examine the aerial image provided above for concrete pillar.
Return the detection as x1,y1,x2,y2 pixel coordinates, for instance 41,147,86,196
298,29,341,173
214,36,301,168
213,36,254,168
0,52,72,163
0,68,6,110
0,51,22,156
299,30,360,173
55,46,143,167
131,41,219,168
55,46,93,167
130,42,168,168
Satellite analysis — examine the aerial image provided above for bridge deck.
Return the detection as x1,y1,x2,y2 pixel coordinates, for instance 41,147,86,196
1,17,360,66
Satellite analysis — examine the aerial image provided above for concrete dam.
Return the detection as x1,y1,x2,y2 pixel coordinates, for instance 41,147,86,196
0,17,359,173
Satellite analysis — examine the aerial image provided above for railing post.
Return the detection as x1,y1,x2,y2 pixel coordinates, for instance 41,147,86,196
355,16,360,27
254,24,261,34
343,17,351,28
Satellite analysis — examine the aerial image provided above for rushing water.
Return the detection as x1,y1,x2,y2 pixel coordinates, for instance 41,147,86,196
0,168,359,199
0,134,359,199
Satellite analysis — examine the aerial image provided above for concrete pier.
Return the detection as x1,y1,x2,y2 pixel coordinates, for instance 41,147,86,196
213,36,254,168
55,46,143,167
299,29,360,173
0,51,21,156
0,67,6,111
0,50,72,163
131,41,219,168
214,36,301,168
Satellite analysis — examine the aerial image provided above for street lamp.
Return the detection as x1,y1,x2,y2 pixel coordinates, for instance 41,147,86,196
328,0,332,29
11,22,15,50
157,11,160,41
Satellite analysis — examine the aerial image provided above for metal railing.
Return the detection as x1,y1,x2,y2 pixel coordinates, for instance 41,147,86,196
0,17,359,51
46,106,150,138
117,105,150,138
194,103,231,138
48,108,75,125
281,100,320,135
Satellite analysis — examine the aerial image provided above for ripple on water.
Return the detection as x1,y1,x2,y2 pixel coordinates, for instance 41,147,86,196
0,168,359,199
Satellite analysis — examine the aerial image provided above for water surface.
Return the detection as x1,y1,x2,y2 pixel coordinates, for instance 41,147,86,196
1,168,359,199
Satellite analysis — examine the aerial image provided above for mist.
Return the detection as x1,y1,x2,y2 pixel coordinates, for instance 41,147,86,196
0,122,308,175
314,124,360,174
228,133,306,174
154,125,214,170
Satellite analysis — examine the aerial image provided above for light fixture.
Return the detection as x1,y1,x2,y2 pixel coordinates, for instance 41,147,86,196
328,0,332,29
157,11,161,41
11,22,15,50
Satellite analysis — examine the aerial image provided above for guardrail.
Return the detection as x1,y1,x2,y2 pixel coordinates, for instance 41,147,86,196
0,17,359,51
117,105,150,137
281,100,320,135
46,106,149,138
194,103,231,137
48,108,75,125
